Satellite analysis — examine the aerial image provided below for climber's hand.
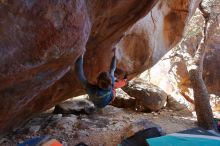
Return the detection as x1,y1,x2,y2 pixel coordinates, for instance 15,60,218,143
123,73,128,80
112,47,117,56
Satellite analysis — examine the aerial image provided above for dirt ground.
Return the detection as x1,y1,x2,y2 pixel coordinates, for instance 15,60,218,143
0,105,196,146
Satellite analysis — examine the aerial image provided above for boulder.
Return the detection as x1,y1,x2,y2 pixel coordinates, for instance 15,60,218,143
115,0,201,79
166,95,188,111
0,0,200,135
112,88,188,112
140,0,220,110
122,79,167,111
53,98,95,115
110,88,136,110
0,0,157,135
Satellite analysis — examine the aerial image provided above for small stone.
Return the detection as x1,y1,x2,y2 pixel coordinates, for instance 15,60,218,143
29,125,41,133
152,112,158,116
69,114,77,118
0,138,9,144
18,139,23,144
62,141,68,146
57,114,63,118
78,130,89,137
162,108,168,111
25,135,31,139
52,114,63,119
171,113,177,116
56,116,78,130
103,128,107,132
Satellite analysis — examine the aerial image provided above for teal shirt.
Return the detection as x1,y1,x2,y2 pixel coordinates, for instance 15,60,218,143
86,75,114,108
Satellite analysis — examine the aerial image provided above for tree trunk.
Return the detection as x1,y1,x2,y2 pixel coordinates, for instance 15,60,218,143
180,2,215,129
188,68,214,129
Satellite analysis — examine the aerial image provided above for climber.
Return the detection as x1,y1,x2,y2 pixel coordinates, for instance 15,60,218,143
75,49,117,108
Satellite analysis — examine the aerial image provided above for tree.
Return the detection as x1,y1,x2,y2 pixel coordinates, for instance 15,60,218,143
177,2,216,129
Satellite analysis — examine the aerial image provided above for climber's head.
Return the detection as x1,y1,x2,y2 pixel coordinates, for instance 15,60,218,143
97,72,112,89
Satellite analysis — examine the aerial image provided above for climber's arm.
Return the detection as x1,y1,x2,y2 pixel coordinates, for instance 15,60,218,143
110,55,116,77
75,55,88,86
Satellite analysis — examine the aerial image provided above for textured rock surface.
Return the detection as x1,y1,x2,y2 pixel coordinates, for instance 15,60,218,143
111,86,188,112
0,0,158,135
0,0,200,135
140,0,220,109
166,95,188,111
123,79,167,111
115,0,201,78
1,105,195,146
53,97,95,115
0,0,91,136
110,88,138,110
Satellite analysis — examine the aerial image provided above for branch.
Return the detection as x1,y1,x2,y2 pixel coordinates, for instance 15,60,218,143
193,3,210,65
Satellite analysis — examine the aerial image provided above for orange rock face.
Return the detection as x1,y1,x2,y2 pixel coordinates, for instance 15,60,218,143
141,2,220,109
0,0,158,135
116,0,200,78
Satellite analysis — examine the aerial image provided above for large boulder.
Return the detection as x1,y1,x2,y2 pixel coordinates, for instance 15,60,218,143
112,88,188,112
0,0,158,136
140,0,220,110
115,0,201,78
122,79,167,111
0,0,200,136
